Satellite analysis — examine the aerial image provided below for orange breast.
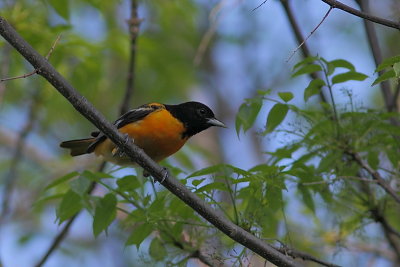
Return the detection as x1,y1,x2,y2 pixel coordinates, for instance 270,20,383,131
95,109,188,165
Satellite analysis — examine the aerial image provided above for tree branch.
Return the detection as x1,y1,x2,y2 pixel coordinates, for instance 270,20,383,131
0,17,298,267
36,1,141,262
273,244,342,267
349,151,400,204
0,90,41,222
280,0,328,103
120,0,140,115
320,0,400,30
354,0,396,112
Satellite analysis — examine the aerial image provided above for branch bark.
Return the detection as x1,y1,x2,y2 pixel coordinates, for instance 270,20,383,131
320,0,400,30
355,0,396,112
0,17,298,267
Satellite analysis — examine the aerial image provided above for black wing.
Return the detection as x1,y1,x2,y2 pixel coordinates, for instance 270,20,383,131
87,104,163,153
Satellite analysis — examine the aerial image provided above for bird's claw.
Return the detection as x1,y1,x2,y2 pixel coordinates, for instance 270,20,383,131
112,134,132,158
142,168,169,184
160,167,169,183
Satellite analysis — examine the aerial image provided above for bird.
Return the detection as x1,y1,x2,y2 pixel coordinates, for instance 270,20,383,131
60,101,226,167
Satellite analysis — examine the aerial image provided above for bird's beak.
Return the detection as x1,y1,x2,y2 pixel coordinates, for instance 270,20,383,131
207,118,227,128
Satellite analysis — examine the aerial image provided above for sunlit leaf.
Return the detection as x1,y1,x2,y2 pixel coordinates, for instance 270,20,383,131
126,223,153,248
235,97,262,136
45,171,79,191
265,103,289,133
372,70,395,86
93,193,117,237
331,71,368,84
304,78,325,102
292,64,322,78
57,190,82,224
278,92,294,103
149,238,167,261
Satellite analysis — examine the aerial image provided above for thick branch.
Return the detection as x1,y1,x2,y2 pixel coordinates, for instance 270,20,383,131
0,17,297,267
320,0,400,30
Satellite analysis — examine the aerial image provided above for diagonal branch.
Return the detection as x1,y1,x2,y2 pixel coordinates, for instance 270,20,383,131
350,151,400,204
319,0,400,30
0,16,298,267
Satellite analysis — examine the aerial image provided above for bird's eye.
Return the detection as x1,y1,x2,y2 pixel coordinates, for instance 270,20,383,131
198,108,206,115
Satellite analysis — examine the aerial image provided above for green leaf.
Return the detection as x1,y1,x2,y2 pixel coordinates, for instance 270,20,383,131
304,78,325,102
329,59,355,71
372,70,395,86
45,171,79,190
394,62,400,77
187,164,224,178
149,238,167,261
126,223,153,248
293,56,319,71
57,190,82,224
117,175,140,191
196,182,227,192
317,152,339,173
48,0,70,20
278,92,294,102
292,64,322,78
235,97,262,136
265,104,289,133
82,170,113,182
298,185,315,214
93,193,117,237
70,175,91,196
376,55,400,72
266,185,283,212
331,71,368,84
192,178,206,187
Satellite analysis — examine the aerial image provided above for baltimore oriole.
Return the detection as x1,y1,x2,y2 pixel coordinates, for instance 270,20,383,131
60,102,226,166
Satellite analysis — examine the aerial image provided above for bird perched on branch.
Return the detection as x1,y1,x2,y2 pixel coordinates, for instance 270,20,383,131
60,101,226,166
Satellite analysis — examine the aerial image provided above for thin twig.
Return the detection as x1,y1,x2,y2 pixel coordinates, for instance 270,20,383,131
280,0,328,103
0,16,298,267
252,0,269,12
350,151,400,204
273,243,342,267
0,35,61,82
320,0,400,30
286,6,333,62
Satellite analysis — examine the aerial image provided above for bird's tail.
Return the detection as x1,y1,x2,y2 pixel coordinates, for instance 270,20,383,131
60,138,96,156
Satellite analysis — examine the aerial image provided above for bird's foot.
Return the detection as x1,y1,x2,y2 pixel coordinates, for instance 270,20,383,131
112,134,132,158
142,168,169,184
160,167,169,183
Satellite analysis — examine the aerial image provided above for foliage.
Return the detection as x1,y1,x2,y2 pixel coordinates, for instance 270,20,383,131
1,0,400,266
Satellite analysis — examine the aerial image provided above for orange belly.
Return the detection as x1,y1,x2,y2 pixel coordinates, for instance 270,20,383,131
94,109,188,165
